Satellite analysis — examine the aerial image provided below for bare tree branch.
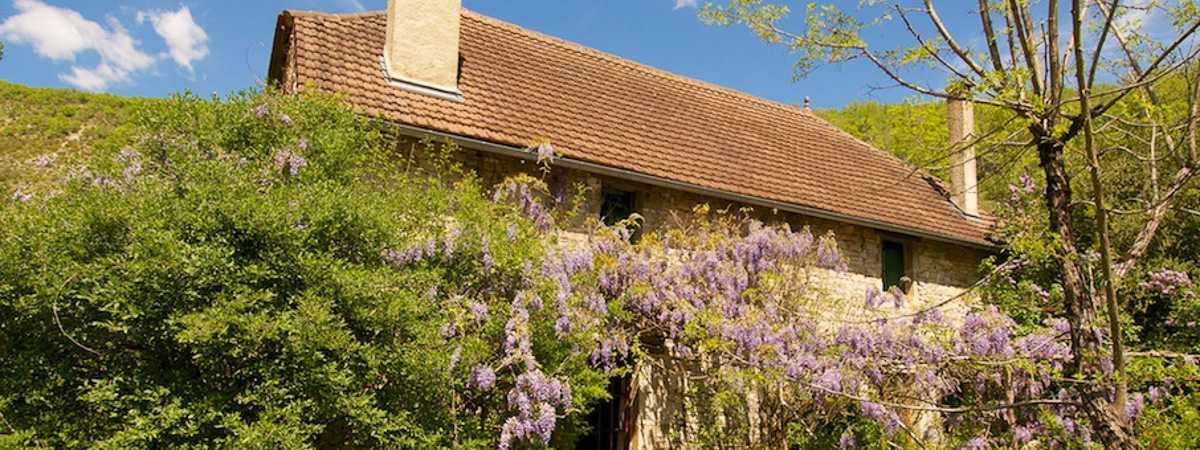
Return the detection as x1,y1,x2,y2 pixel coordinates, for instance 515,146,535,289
922,0,989,79
1092,17,1200,117
1007,0,1045,96
978,0,1007,75
894,5,976,84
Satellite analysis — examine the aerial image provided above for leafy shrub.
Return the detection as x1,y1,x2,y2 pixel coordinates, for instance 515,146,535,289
0,89,605,449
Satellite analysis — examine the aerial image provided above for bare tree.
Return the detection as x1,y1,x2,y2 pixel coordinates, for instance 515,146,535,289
701,0,1200,447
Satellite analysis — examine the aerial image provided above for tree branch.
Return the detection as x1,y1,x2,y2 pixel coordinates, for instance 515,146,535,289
922,0,990,79
978,0,1007,75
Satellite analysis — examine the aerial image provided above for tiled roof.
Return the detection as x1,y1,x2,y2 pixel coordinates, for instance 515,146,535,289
268,9,993,247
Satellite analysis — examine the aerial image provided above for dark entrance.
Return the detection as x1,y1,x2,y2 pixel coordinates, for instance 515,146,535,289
576,376,633,450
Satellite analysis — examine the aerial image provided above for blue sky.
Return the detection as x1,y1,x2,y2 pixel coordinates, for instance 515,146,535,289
0,1,1171,108
0,0,939,108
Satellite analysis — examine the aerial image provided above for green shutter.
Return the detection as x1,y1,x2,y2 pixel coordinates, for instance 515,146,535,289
882,241,905,290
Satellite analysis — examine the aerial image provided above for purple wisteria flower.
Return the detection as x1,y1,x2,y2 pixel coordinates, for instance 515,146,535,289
470,365,496,390
1020,173,1036,193
481,237,496,270
962,435,990,450
1140,269,1191,295
816,238,843,270
498,369,571,449
10,189,32,203
1124,392,1146,422
32,153,54,168
252,104,269,117
838,431,856,450
449,346,462,369
554,315,571,336
1149,386,1164,403
533,142,555,165
468,301,489,322
865,287,883,308
1008,173,1038,204
123,160,143,181
1013,425,1033,444
440,322,458,340
114,148,143,181
279,113,293,125
445,195,1106,448
442,226,460,257
381,241,438,268
493,178,554,232
272,148,307,177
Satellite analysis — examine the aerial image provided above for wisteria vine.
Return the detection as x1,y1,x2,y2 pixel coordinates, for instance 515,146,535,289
385,175,1172,449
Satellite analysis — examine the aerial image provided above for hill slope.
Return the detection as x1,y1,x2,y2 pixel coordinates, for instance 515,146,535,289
0,80,150,195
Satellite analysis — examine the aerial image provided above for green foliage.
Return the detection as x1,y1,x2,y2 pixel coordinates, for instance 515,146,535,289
1128,357,1200,449
816,99,1037,212
0,89,604,448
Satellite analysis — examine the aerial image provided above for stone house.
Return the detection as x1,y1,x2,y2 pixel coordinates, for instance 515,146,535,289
266,1,995,448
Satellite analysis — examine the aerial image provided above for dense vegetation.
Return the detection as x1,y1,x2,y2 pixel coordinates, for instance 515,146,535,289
0,88,618,448
0,81,1196,448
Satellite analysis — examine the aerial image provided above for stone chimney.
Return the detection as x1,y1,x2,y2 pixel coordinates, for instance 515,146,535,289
946,98,979,217
383,0,463,99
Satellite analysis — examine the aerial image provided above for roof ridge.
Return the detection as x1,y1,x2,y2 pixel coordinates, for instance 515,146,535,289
460,10,815,118
281,9,382,19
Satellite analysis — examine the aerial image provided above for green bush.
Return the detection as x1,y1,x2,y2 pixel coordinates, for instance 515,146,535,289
0,89,602,449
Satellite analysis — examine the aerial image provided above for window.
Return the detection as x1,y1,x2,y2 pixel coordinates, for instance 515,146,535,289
600,188,637,226
882,240,906,291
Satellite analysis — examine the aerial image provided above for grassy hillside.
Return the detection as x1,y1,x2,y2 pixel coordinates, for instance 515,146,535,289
0,80,151,196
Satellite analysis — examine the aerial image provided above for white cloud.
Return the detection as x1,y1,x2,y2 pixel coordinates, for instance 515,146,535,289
674,0,698,8
0,0,154,90
137,6,209,71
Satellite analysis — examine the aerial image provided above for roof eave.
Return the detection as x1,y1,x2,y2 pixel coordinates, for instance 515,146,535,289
380,120,997,251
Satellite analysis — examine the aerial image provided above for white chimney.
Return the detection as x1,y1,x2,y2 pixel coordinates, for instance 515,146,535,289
383,0,463,100
946,98,979,217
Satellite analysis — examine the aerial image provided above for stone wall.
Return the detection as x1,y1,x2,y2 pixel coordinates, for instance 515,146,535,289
403,136,989,297
398,135,991,449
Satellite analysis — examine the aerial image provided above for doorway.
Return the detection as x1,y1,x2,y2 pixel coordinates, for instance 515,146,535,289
576,376,633,450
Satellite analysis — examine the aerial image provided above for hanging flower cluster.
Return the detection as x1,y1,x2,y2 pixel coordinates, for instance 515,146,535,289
392,175,1160,449
493,175,554,232
1140,269,1192,296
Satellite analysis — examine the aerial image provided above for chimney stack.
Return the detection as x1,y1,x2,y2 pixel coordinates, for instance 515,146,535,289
383,0,463,99
946,98,979,217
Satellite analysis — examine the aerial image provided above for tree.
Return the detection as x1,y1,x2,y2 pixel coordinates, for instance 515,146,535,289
701,0,1200,447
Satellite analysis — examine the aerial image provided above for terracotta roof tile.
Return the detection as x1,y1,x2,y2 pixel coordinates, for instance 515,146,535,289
270,9,994,247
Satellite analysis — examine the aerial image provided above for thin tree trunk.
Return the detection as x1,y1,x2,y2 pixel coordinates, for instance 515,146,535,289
1070,0,1128,429
1035,134,1134,447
